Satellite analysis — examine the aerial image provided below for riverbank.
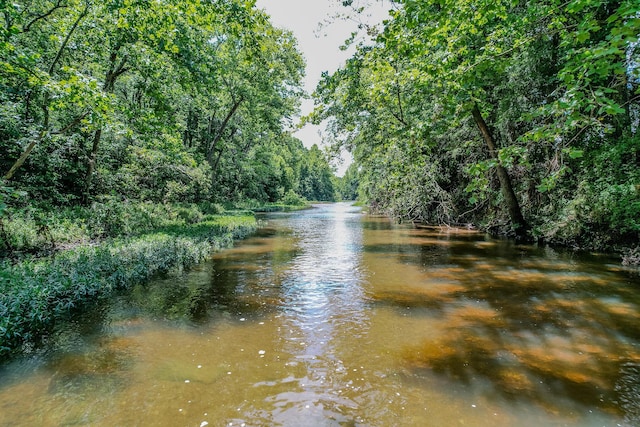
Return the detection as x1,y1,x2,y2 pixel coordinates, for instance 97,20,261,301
0,202,259,359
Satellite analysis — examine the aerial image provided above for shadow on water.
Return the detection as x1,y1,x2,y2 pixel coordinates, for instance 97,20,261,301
0,225,305,423
44,334,133,398
365,226,640,421
0,224,297,373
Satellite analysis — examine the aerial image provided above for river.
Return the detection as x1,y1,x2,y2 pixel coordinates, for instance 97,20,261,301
1,202,639,426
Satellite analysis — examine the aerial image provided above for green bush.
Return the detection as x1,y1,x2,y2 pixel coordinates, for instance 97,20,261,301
86,198,182,238
280,189,308,207
198,202,226,215
0,201,242,257
0,208,89,256
541,180,640,249
175,204,205,225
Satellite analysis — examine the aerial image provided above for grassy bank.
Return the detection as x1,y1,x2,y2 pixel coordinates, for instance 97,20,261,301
249,203,310,213
0,200,237,257
233,191,311,213
0,202,256,358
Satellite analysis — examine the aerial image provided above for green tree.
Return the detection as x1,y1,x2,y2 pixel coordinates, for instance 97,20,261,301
298,144,335,202
312,0,639,246
337,163,359,201
1,0,307,207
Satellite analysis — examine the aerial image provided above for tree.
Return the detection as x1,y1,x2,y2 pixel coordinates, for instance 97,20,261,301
1,0,105,202
337,163,359,201
297,144,335,202
311,0,639,247
0,0,307,207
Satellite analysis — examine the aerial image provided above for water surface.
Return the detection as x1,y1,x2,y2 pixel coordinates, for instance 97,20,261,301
1,203,639,426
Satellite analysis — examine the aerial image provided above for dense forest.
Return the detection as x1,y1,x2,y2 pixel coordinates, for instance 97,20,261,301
0,0,337,217
312,0,639,255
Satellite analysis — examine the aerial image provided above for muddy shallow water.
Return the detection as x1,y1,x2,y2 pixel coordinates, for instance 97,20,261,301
1,202,639,426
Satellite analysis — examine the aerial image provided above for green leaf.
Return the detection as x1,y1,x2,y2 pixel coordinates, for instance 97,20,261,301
568,149,584,159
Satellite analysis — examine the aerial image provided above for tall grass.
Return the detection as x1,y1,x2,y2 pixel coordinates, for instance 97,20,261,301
0,199,229,258
0,213,256,358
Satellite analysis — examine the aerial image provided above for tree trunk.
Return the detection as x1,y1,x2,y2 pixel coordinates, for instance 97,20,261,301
83,48,128,202
206,96,243,164
4,111,89,181
3,133,43,180
83,128,102,202
471,102,530,240
211,148,224,175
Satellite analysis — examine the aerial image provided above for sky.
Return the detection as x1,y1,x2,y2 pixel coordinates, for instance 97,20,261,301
254,0,391,175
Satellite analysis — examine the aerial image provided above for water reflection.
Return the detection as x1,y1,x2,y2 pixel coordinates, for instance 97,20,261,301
0,203,639,427
262,203,368,425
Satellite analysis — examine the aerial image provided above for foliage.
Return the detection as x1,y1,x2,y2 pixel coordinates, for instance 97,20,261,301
280,189,308,207
312,0,640,249
335,163,360,201
297,144,336,202
0,213,256,357
0,200,255,258
0,0,315,207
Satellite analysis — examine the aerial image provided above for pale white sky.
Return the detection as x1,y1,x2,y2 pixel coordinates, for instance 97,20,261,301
254,0,391,175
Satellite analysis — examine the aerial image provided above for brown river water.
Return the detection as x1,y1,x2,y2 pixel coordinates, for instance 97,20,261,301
1,202,640,426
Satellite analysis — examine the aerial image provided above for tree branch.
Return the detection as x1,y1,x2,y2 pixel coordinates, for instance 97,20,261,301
3,131,46,180
4,110,90,180
51,110,90,134
113,61,130,80
47,2,89,75
206,96,244,163
22,0,66,33
389,109,408,126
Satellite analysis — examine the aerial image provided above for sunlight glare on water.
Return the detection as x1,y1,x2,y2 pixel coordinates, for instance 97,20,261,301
250,203,370,425
1,202,639,427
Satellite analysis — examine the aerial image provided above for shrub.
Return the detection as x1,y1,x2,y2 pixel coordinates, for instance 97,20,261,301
0,201,239,257
281,189,307,207
199,202,225,215
541,180,640,249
